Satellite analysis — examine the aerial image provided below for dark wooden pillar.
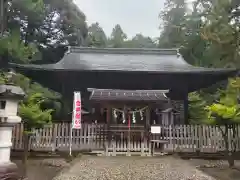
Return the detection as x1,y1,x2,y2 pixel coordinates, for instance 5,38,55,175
106,104,111,147
59,72,71,121
145,106,150,129
183,93,189,124
61,82,67,120
106,105,111,124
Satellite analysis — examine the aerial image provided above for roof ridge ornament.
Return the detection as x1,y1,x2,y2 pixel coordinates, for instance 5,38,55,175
68,46,179,55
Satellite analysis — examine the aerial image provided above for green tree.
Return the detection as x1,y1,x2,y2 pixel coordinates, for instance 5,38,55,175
0,0,43,66
0,0,7,34
158,0,187,48
158,0,239,124
6,0,88,64
159,0,239,68
108,24,127,48
19,92,53,176
0,0,62,116
200,0,240,68
188,92,208,124
0,73,55,178
39,0,88,47
178,0,215,67
0,30,39,65
0,0,87,121
124,34,157,48
13,73,62,114
86,22,108,47
206,78,240,167
0,2,63,176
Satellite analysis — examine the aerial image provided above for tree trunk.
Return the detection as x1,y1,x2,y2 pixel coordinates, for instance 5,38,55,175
22,132,30,177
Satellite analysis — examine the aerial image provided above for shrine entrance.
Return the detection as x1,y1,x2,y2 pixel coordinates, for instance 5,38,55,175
111,106,148,125
87,88,177,156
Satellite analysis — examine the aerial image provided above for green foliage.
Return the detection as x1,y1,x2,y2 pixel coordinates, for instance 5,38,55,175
86,23,108,48
188,92,208,124
205,78,240,125
13,73,60,99
5,0,88,65
204,77,240,167
42,0,88,46
0,71,58,128
19,93,53,131
0,0,74,120
200,0,240,67
12,0,45,20
0,70,6,84
158,0,239,126
124,34,157,48
158,0,240,68
159,0,187,48
108,24,127,48
85,22,157,49
13,73,62,117
0,71,60,99
0,30,38,63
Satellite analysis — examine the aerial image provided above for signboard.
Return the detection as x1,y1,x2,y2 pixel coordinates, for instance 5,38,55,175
72,92,81,129
151,126,161,134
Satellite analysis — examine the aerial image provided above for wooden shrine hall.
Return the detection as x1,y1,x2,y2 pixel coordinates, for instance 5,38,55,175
10,47,238,155
86,88,181,155
87,88,178,125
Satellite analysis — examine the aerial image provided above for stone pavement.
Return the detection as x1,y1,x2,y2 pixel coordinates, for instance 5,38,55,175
53,155,216,180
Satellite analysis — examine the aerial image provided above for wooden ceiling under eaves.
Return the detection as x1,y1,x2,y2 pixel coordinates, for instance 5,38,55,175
88,88,169,102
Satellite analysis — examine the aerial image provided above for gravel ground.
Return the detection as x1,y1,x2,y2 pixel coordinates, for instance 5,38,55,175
188,159,240,180
13,158,69,180
53,155,216,180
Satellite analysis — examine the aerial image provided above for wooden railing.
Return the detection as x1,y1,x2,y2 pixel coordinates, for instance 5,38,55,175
11,123,240,154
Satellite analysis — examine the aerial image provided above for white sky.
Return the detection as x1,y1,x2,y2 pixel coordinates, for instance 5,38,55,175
74,0,194,38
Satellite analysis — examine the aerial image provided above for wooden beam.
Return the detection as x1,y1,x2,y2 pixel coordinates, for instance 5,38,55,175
184,95,189,124
146,106,150,129
106,105,111,123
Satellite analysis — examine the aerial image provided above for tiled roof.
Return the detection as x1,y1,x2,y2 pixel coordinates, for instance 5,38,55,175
10,47,237,73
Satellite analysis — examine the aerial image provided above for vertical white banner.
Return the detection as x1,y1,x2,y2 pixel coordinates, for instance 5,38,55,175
70,91,81,156
72,91,82,129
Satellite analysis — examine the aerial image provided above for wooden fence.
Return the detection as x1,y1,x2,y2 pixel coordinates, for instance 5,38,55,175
11,123,240,154
12,123,107,151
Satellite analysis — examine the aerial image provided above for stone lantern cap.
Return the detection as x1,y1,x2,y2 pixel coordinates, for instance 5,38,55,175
0,84,25,99
0,84,24,123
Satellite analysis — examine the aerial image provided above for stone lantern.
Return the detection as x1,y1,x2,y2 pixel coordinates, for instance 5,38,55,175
0,69,25,180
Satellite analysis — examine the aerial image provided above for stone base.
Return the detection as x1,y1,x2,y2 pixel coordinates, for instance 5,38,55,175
0,162,19,180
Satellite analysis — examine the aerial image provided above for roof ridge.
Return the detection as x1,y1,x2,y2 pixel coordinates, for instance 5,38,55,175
87,88,169,93
68,46,179,55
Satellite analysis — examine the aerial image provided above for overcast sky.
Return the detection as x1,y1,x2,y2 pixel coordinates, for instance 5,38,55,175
74,0,165,38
